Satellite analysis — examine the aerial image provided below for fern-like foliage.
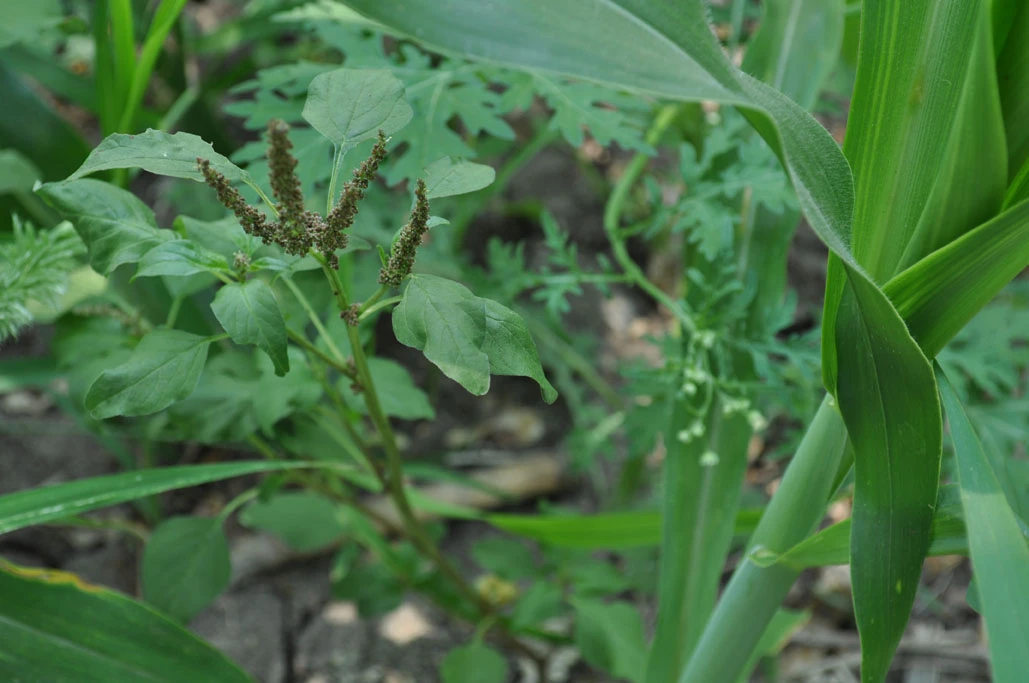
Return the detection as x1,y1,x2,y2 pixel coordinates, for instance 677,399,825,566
225,2,652,195
0,217,85,341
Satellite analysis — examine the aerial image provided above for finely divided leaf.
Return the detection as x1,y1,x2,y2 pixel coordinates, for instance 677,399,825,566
302,68,413,150
211,280,289,376
392,275,556,401
36,179,171,275
85,330,213,419
141,517,231,623
422,156,496,198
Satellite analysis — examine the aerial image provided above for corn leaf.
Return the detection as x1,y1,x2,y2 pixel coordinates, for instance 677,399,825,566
0,561,251,682
886,199,1029,358
937,367,1029,683
998,2,1029,185
825,5,1001,678
741,0,845,111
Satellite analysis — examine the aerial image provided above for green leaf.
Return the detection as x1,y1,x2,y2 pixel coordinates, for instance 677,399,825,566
36,179,171,275
0,1,62,48
510,581,564,631
0,149,42,193
836,277,942,683
141,516,231,623
302,68,413,151
421,156,495,199
85,330,214,419
68,130,260,192
0,560,251,682
734,609,811,683
741,0,846,111
440,643,508,683
393,275,557,402
647,404,753,681
471,537,537,580
240,492,345,551
134,239,231,279
572,598,646,683
0,61,90,182
937,367,1029,683
998,2,1029,187
331,556,406,617
486,507,763,549
211,280,289,376
756,486,986,569
885,199,1029,358
0,461,344,535
337,357,434,420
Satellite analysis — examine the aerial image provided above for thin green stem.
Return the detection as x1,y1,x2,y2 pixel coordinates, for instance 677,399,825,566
288,328,351,375
326,144,345,217
246,433,279,460
314,252,351,311
603,105,696,333
345,322,487,612
217,488,259,523
165,294,184,328
358,296,402,322
281,276,347,365
158,86,199,131
679,396,849,683
357,285,390,315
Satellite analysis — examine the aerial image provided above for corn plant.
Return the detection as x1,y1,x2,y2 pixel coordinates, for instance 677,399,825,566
339,0,1029,681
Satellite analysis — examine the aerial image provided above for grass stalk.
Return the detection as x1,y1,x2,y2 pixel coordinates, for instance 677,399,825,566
679,395,849,683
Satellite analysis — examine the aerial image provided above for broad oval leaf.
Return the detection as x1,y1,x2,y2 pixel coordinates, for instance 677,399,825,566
0,560,250,682
67,129,257,188
422,156,496,199
85,330,214,419
392,275,556,402
440,643,508,683
211,280,289,377
302,68,413,151
134,239,231,279
36,179,170,275
142,516,231,623
0,460,346,535
240,492,345,551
